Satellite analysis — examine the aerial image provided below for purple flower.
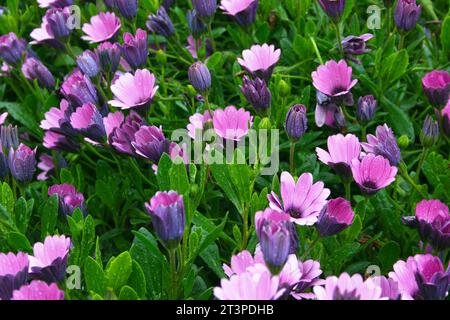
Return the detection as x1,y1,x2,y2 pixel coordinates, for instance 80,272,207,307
0,32,27,64
284,104,307,141
187,10,206,37
357,95,377,123
122,29,149,70
314,273,383,300
292,259,323,299
21,56,55,90
61,69,98,107
268,171,330,226
394,0,421,32
45,7,72,39
241,76,271,112
76,50,100,78
43,131,80,152
188,61,211,93
312,59,358,99
0,252,29,300
95,42,121,74
109,111,146,155
420,115,439,148
316,198,355,237
342,33,373,64
8,143,36,183
40,99,75,136
144,191,185,248
421,70,450,107
238,43,280,81
109,69,159,110
314,91,348,128
442,100,450,137
0,149,8,179
361,124,401,166
103,111,124,140
82,12,121,43
220,0,259,26
213,106,253,142
116,0,137,19
192,0,217,17
12,280,64,300
37,0,73,8
317,0,346,21
222,249,265,277
372,276,401,300
0,124,19,151
48,183,86,218
351,154,398,195
146,7,175,38
70,103,106,142
131,125,171,163
389,254,450,300
37,153,66,181
29,235,71,284
316,133,361,181
186,111,212,139
403,199,449,251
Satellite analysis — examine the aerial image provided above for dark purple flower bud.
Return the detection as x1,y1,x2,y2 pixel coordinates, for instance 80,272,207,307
285,104,307,141
8,143,36,183
0,32,27,64
43,131,80,152
70,103,106,142
240,76,271,112
146,7,175,38
38,0,73,8
131,125,171,163
122,29,149,70
188,61,211,93
110,111,146,155
316,198,354,237
341,33,373,64
221,0,259,26
192,0,217,18
115,0,137,19
0,252,29,300
76,50,100,78
442,101,450,137
361,124,401,166
45,8,71,39
29,235,71,284
357,95,377,123
95,42,121,74
420,115,439,148
145,191,185,248
187,10,206,37
317,0,346,21
61,69,98,107
162,0,174,9
0,124,19,152
21,57,55,89
394,0,421,32
421,70,450,107
0,150,8,179
48,183,86,218
255,209,292,274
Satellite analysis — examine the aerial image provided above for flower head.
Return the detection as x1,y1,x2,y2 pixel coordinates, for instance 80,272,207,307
76,50,100,78
109,111,146,155
21,57,55,89
0,252,29,300
341,34,373,61
115,0,138,19
70,103,106,142
316,198,355,237
213,106,253,142
0,32,27,64
122,29,149,70
421,70,450,107
420,115,439,148
146,7,175,38
61,69,98,107
268,172,330,226
220,0,259,26
187,111,212,139
237,44,280,81
188,61,211,93
351,154,398,194
394,0,421,32
131,125,170,163
192,0,217,17
12,280,64,300
8,143,36,183
312,59,358,98
48,183,86,218
361,124,401,166
37,0,72,8
43,131,79,152
357,95,377,123
82,12,121,43
284,104,307,141
317,0,346,21
241,76,271,112
95,42,121,74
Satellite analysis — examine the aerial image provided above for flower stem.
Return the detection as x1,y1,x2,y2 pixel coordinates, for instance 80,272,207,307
289,141,296,174
344,181,351,201
334,22,344,56
204,94,213,119
415,147,428,182
399,33,406,50
399,161,428,199
168,247,178,300
301,235,320,260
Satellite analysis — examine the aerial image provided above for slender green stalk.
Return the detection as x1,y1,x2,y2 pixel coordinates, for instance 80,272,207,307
399,33,406,50
309,36,324,64
415,147,428,182
129,158,154,186
289,141,296,174
334,22,344,56
301,236,320,260
241,206,249,250
207,21,216,52
204,94,213,119
168,248,178,300
344,181,351,201
399,162,428,198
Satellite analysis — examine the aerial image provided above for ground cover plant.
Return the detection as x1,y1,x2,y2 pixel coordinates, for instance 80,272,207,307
0,0,449,300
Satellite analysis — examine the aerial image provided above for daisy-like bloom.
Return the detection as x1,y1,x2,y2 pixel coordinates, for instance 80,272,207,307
222,249,265,277
0,32,27,64
21,56,55,89
314,273,384,300
37,153,67,181
12,280,64,300
81,12,121,44
394,0,421,32
187,111,212,139
316,198,355,237
421,70,450,107
109,69,159,110
8,143,36,183
131,125,171,163
214,268,283,300
70,103,106,143
29,235,71,284
317,0,346,21
361,124,401,166
43,131,80,152
351,154,397,195
220,0,259,26
61,69,98,107
103,111,124,140
0,252,29,300
403,199,449,251
212,106,253,142
144,191,185,248
372,276,401,300
268,171,330,226
37,0,73,8
109,111,146,155
48,183,86,218
122,29,149,70
389,254,450,300
291,259,323,299
40,99,74,136
237,44,281,81
316,133,361,181
312,59,358,99
30,8,72,48
341,33,373,64
442,100,450,136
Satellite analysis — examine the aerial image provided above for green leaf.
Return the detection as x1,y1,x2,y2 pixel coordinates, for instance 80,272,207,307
118,286,139,300
206,51,223,70
127,260,147,298
199,244,225,278
342,215,362,243
380,50,409,87
381,96,415,141
84,256,106,297
210,164,243,212
14,197,33,234
105,251,133,294
6,231,33,252
441,15,450,54
169,161,190,196
1,182,15,216
79,215,96,267
0,102,40,136
156,153,172,190
40,195,59,239
378,241,401,273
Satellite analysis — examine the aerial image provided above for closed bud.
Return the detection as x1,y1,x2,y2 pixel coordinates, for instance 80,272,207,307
317,0,346,21
8,143,36,183
316,198,355,237
0,32,27,65
155,49,167,66
398,134,409,149
45,8,71,39
122,29,149,70
240,76,271,112
115,0,137,19
187,10,206,37
420,115,439,148
188,61,211,93
95,42,121,74
146,6,175,38
356,95,377,123
76,50,100,78
442,101,450,137
258,117,272,130
285,104,307,141
192,0,217,18
21,57,55,89
394,0,421,32
279,79,290,97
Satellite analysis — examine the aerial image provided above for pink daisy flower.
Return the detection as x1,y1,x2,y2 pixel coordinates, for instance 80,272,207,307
12,280,64,300
312,59,358,98
212,106,253,141
237,43,281,81
81,12,121,44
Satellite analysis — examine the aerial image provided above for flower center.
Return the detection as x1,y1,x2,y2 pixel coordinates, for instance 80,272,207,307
287,207,302,219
